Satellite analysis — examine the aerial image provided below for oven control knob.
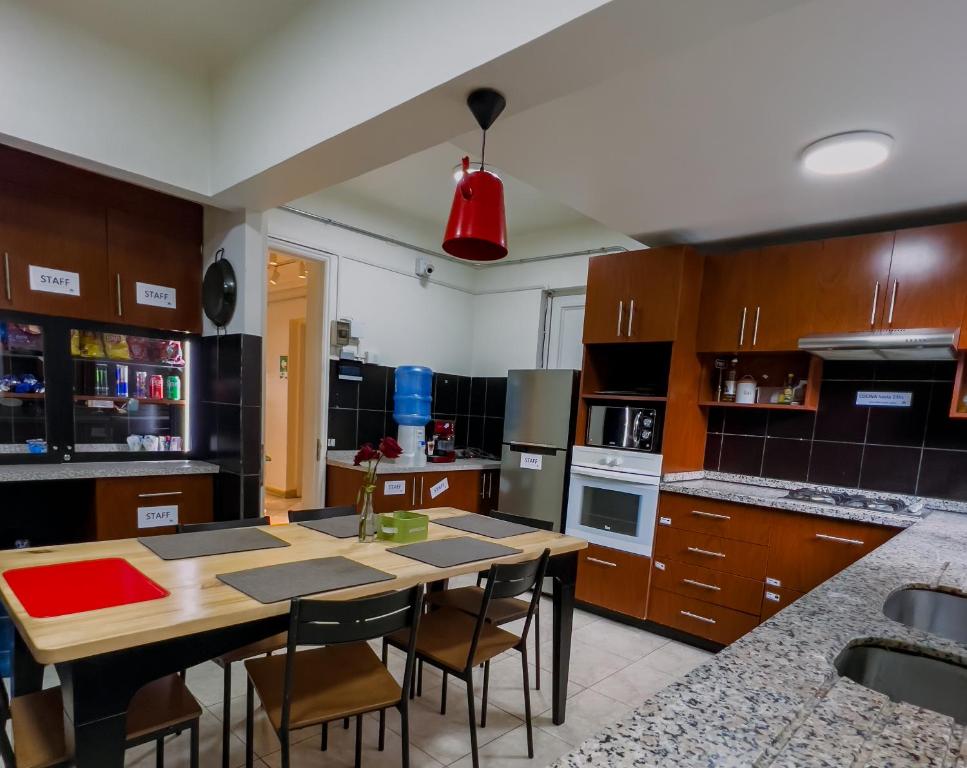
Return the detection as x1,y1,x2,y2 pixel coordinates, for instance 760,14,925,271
643,418,653,427
642,430,652,438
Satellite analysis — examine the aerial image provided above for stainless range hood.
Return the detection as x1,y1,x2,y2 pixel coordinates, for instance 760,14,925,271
798,329,959,360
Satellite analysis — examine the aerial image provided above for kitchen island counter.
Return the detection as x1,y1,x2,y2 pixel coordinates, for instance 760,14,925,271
555,508,967,767
327,450,500,474
0,460,219,483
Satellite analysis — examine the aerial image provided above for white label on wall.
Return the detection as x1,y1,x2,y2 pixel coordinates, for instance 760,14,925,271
764,591,781,603
654,560,666,571
28,265,80,296
429,477,449,499
659,516,672,526
135,281,177,309
384,479,406,496
765,577,781,587
520,453,543,471
856,391,913,407
137,504,178,529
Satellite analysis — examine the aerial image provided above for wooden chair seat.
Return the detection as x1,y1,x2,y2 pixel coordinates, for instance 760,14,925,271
245,642,401,732
213,631,289,667
10,674,201,768
427,586,529,624
389,608,520,672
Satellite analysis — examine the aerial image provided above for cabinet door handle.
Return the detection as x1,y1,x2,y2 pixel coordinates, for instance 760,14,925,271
682,578,721,592
2,253,10,302
738,306,747,347
887,279,897,325
680,609,716,625
586,556,617,568
687,546,725,558
115,273,123,317
480,474,486,499
420,476,424,505
627,299,635,337
752,306,760,346
691,509,731,521
870,281,880,327
815,533,864,546
487,473,492,498
616,300,624,337
137,491,183,498
411,480,416,506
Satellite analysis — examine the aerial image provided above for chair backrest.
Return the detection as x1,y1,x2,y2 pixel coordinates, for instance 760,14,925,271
177,516,270,534
466,549,551,671
0,680,14,767
475,511,551,587
286,505,355,524
280,585,425,734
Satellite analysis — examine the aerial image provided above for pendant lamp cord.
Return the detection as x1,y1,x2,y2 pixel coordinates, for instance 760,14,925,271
480,130,487,170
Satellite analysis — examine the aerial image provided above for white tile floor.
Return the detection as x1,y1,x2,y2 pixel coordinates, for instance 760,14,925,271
21,574,714,768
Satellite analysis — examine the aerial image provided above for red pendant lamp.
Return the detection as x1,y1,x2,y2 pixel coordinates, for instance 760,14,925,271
443,88,508,262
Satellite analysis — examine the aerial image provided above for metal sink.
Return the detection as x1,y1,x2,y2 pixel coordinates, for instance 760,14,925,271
835,643,967,723
883,588,967,644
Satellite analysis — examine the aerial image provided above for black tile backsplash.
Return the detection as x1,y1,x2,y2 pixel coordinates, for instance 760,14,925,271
328,363,506,454
705,361,967,501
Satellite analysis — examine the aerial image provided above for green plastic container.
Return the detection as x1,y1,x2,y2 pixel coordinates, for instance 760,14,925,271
377,511,429,543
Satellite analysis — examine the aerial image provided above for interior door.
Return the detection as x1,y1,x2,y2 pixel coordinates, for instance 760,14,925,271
544,292,586,370
807,233,894,334
583,252,628,343
0,181,110,320
885,222,967,330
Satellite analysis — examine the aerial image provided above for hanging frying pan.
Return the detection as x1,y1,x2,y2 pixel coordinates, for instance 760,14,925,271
202,248,237,328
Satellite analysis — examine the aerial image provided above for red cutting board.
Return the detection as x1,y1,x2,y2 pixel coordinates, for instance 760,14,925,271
3,558,169,618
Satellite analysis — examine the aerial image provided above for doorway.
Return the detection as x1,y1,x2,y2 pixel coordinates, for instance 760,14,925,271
263,250,326,519
541,290,586,369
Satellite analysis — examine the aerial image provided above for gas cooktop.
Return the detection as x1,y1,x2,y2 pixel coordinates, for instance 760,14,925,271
784,487,910,514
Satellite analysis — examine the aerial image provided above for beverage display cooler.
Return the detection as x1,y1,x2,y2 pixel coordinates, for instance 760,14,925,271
0,311,198,463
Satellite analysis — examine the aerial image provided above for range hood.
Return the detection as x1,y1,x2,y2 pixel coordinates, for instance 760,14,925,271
798,329,959,360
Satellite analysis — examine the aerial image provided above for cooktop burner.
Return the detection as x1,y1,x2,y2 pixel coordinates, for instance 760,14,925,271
784,488,909,514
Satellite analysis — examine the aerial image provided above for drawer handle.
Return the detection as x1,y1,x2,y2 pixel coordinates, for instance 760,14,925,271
815,533,864,546
137,491,183,498
682,578,721,592
691,510,731,521
680,609,716,625
687,546,725,558
586,557,617,568
3,253,10,302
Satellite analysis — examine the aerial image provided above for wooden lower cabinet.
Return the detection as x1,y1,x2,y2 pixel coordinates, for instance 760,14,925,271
648,588,759,645
93,474,212,540
760,585,805,622
651,557,764,615
654,526,769,580
576,543,650,618
657,493,772,545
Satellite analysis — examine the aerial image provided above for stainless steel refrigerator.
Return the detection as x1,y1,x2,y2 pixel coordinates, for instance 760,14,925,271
497,369,580,531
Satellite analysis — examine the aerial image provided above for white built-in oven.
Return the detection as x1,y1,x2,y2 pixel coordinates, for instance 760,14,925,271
565,445,662,556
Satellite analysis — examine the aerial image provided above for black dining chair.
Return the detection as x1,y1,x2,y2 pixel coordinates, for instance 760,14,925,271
385,550,550,768
286,505,355,524
177,515,284,768
244,585,424,768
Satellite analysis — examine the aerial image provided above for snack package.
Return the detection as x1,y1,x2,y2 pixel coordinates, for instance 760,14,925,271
70,329,80,356
159,340,185,367
6,324,43,353
127,336,152,362
104,333,130,360
78,331,104,358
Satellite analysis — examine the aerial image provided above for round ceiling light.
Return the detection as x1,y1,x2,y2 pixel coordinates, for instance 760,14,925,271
801,131,894,176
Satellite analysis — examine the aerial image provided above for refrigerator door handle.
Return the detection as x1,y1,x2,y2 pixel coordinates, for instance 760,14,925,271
508,442,561,452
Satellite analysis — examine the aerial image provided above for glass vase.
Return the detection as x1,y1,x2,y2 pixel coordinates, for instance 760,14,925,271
358,488,377,543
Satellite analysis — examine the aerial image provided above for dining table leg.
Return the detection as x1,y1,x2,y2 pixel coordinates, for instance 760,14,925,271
549,550,577,726
11,629,43,696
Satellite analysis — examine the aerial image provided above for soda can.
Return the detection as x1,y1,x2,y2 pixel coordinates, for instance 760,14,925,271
115,364,128,397
149,374,164,400
134,371,148,399
95,363,109,396
165,375,181,401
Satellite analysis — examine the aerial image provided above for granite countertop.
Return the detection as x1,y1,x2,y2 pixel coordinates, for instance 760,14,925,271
326,450,501,475
0,460,219,483
656,470,965,527
557,509,967,767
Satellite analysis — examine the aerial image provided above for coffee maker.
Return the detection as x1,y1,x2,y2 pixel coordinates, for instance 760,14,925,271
427,419,456,463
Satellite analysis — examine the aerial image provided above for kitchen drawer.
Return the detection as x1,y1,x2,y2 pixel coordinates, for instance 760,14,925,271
576,543,650,618
651,556,764,615
657,493,772,545
760,585,805,622
766,513,900,593
648,587,759,645
654,526,768,580
94,475,213,540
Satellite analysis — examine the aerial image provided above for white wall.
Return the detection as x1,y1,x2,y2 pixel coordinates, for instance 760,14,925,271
202,208,267,337
264,295,306,491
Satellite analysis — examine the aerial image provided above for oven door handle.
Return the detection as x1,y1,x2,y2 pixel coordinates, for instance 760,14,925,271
570,465,660,485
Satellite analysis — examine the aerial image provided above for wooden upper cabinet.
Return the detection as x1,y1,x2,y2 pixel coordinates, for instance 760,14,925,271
885,222,967,331
0,181,110,320
696,250,758,353
584,248,686,343
750,242,820,351
107,209,203,333
807,233,894,334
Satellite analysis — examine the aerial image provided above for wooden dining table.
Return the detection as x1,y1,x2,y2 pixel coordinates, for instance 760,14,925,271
0,507,587,767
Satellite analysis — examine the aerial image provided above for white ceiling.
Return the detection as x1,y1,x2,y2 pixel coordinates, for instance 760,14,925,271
326,142,597,238
453,0,967,244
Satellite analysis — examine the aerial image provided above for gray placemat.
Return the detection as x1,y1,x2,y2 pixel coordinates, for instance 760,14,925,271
299,516,360,539
139,528,289,561
388,536,522,568
216,556,395,604
433,514,538,539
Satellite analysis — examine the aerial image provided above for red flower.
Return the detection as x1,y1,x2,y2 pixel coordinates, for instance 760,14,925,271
353,443,379,465
378,436,403,459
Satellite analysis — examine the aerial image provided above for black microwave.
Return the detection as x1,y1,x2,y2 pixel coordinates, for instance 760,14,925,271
586,405,659,452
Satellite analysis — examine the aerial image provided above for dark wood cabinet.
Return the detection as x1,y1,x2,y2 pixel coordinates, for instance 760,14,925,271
759,585,804,622
696,250,758,353
107,209,203,333
576,542,650,618
583,251,629,343
751,242,819,351
648,587,758,645
325,465,498,514
93,474,213,540
0,181,110,320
